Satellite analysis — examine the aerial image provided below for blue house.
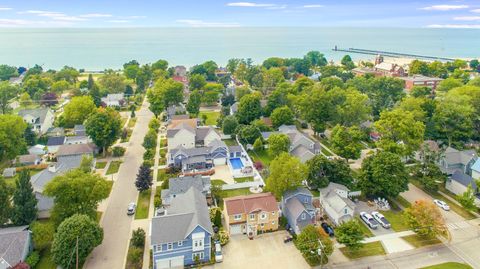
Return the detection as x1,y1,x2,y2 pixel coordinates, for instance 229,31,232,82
151,187,213,269
281,187,316,234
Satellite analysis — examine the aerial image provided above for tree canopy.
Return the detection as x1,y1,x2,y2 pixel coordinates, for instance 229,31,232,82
0,114,27,160
63,96,96,127
85,108,122,155
266,152,307,199
306,155,353,189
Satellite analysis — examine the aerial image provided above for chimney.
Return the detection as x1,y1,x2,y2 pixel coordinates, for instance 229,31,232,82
48,164,57,173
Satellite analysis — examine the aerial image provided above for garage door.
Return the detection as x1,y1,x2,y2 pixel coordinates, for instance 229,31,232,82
214,157,226,165
230,224,243,235
156,256,184,269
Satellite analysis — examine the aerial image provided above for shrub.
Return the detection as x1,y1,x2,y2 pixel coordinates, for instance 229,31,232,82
217,228,229,246
154,196,162,208
279,216,288,228
253,161,264,171
131,228,146,248
142,130,157,149
143,160,153,167
143,149,155,161
112,146,126,157
127,247,143,268
300,122,308,129
149,118,161,131
209,207,223,228
25,251,40,268
161,178,169,190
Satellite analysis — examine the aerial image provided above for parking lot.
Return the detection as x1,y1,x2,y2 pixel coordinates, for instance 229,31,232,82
355,201,395,236
207,231,310,269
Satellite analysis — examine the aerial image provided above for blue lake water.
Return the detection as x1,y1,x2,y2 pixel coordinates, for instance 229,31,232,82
0,27,479,70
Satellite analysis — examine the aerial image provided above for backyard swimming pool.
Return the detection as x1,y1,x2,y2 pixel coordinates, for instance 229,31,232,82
229,158,244,170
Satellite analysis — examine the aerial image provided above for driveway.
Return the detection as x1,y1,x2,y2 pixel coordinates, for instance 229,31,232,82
212,165,234,184
207,231,310,269
84,100,153,269
355,201,394,237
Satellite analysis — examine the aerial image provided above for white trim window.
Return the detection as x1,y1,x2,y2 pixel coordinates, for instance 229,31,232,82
301,213,306,220
234,214,242,220
271,211,276,216
249,214,255,220
178,241,183,246
154,245,162,253
260,213,267,220
193,252,204,260
167,243,173,250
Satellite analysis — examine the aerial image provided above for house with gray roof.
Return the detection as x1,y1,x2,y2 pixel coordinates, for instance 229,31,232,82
229,102,238,115
18,108,54,135
56,143,96,162
46,127,65,137
31,155,83,218
151,187,213,269
437,146,477,176
46,136,65,154
161,176,211,205
2,168,16,178
261,125,321,163
446,170,480,207
16,154,41,166
101,93,125,107
0,226,32,269
319,182,356,226
281,187,316,234
167,139,228,173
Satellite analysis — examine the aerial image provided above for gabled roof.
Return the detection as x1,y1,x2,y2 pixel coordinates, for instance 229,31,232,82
228,145,242,153
169,118,197,130
290,144,315,163
224,192,278,216
18,108,51,124
451,170,477,189
30,155,83,192
166,176,211,197
0,226,30,268
283,187,313,201
47,136,65,146
443,147,477,166
196,127,215,141
151,187,212,244
320,182,355,213
285,197,310,219
17,154,40,164
56,143,95,157
207,139,227,151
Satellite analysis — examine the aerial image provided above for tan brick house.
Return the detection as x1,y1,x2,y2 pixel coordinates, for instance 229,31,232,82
223,193,279,237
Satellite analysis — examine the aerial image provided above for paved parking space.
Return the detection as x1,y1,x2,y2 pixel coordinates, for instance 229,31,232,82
355,201,395,237
212,165,234,184
207,231,310,269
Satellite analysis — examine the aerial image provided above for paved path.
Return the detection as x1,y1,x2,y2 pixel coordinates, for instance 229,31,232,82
84,100,153,269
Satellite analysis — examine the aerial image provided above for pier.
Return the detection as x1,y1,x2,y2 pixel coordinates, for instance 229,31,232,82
333,46,456,62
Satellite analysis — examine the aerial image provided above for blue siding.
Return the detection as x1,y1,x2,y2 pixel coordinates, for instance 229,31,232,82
152,225,211,268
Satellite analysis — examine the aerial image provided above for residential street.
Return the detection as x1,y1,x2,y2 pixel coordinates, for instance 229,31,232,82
84,100,153,269
401,184,480,268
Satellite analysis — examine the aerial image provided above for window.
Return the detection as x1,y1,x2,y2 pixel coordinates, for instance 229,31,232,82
193,238,204,251
154,245,162,252
260,213,267,220
193,252,204,260
234,214,242,220
344,208,348,214
260,223,264,228
178,241,183,246
272,221,275,225
167,243,173,250
271,211,275,215
301,213,306,220
249,214,255,220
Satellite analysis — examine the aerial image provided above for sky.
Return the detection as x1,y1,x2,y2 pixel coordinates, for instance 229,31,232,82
0,0,480,28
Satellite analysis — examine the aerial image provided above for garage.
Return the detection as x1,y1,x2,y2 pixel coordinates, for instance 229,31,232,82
229,224,243,235
213,157,227,165
156,256,184,269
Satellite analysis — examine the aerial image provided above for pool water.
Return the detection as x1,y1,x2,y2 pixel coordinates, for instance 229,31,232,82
229,158,244,170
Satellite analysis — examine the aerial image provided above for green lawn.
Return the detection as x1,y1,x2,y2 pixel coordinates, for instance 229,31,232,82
355,217,374,237
95,161,107,169
235,176,254,183
223,139,238,146
36,248,56,269
1,169,42,188
160,138,167,148
248,150,274,167
105,161,122,175
199,111,220,126
159,148,166,157
128,117,137,128
219,188,252,198
135,190,151,219
410,178,476,220
121,128,133,143
394,195,412,209
157,169,169,182
339,241,386,260
420,262,472,269
401,234,442,248
381,210,409,232
212,179,227,185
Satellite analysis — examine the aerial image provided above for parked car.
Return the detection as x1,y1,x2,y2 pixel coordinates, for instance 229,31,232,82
127,202,136,215
360,212,378,229
284,235,293,243
371,211,391,229
433,199,450,211
321,222,335,237
215,242,223,262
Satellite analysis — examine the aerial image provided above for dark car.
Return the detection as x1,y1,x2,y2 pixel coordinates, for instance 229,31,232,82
321,223,334,237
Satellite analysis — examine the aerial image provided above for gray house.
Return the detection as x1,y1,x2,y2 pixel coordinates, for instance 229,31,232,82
151,187,213,269
319,183,356,226
168,139,228,172
0,226,32,269
446,171,480,206
281,187,316,234
161,176,211,205
438,147,477,176
18,108,54,135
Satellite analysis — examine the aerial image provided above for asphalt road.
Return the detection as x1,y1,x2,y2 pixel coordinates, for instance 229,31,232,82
84,101,153,269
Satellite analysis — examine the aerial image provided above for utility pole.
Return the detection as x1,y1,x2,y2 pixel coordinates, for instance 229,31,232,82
318,240,325,269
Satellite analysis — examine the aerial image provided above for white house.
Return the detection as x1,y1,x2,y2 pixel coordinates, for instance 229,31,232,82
101,93,125,107
18,108,54,135
319,182,356,226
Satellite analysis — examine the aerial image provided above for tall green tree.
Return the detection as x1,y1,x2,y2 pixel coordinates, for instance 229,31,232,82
335,88,371,126
404,200,448,238
330,125,364,161
189,74,207,91
44,169,111,225
236,125,261,145
147,78,184,117
266,153,307,199
186,90,201,115
222,115,238,135
0,114,27,160
63,96,96,127
304,51,327,68
306,155,353,189
341,55,355,70
51,214,103,269
0,179,12,225
236,93,262,124
358,151,408,198
295,225,333,266
11,170,37,225
457,184,477,211
0,81,18,114
0,64,18,81
98,70,127,93
335,220,365,250
30,221,55,251
85,108,122,156
267,133,290,156
270,106,294,128
437,78,463,92
135,164,153,192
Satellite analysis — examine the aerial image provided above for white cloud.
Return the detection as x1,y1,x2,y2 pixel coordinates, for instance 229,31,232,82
471,9,480,13
0,18,73,27
126,15,146,19
454,16,480,21
226,2,275,7
176,19,241,27
426,24,480,28
0,19,30,26
0,7,12,11
52,16,87,21
420,5,469,11
303,4,324,8
80,13,112,18
107,20,130,23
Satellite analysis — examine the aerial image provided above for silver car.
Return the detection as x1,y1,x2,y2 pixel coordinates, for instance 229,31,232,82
127,202,136,215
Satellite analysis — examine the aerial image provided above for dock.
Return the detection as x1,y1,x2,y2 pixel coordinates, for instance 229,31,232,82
333,46,456,62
